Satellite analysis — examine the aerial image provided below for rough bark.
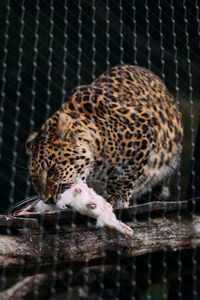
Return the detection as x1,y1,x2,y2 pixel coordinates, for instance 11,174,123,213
1,199,200,297
0,212,200,275
2,198,198,229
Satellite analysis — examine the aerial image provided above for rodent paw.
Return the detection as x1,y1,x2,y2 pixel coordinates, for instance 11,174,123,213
74,188,82,194
119,222,133,236
86,201,97,209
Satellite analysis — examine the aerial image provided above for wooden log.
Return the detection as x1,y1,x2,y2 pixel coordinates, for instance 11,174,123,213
1,197,200,230
0,214,39,229
0,213,200,275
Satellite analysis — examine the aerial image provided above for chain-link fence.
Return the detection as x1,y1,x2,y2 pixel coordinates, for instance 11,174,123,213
0,1,200,299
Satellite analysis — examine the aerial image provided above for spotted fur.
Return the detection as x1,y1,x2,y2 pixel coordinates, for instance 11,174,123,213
26,65,183,208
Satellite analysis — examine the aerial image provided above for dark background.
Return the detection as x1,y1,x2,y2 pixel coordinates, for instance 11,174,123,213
0,0,200,212
0,1,200,299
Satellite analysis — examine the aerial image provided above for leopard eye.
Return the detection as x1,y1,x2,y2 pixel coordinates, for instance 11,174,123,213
60,183,72,193
48,165,55,178
32,178,39,187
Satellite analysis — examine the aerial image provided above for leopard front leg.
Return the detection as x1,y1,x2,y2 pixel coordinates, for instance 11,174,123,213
104,180,133,209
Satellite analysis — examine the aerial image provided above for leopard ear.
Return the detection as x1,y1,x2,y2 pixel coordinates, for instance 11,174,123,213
57,113,70,137
56,112,77,139
25,132,38,155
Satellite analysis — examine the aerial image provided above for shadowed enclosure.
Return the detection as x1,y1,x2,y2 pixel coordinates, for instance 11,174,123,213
0,1,200,299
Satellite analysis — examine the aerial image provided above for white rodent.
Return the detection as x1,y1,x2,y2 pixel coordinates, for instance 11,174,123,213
14,179,133,236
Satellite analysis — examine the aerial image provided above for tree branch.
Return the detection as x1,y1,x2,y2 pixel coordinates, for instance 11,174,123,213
0,274,49,300
0,211,200,275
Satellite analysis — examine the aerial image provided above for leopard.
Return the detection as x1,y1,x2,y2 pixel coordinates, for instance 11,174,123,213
26,64,183,209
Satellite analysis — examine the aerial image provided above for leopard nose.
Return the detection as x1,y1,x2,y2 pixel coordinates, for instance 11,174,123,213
46,196,54,204
52,193,60,203
40,171,48,200
43,193,59,203
40,180,60,203
40,192,51,202
39,185,51,202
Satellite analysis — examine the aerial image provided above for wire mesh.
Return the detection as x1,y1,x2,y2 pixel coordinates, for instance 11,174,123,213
0,1,200,299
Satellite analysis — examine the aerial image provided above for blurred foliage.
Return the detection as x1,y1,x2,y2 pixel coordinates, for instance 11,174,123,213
139,282,169,300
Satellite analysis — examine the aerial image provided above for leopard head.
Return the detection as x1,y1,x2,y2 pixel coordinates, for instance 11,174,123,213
26,111,93,203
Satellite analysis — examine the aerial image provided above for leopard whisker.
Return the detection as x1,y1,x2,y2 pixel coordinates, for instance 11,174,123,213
7,159,28,171
7,195,40,215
